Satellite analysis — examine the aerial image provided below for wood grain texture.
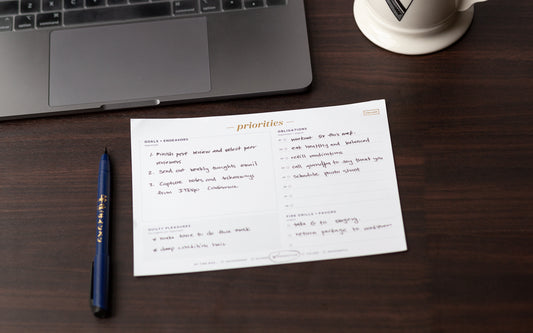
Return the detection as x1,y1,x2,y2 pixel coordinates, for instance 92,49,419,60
1,1,532,332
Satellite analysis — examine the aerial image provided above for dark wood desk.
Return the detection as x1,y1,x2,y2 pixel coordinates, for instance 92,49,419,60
1,1,532,332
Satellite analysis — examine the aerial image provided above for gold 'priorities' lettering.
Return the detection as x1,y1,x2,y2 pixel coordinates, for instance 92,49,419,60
236,120,283,132
96,194,108,243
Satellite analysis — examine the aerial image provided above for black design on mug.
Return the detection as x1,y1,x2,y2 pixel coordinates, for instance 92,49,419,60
385,0,414,21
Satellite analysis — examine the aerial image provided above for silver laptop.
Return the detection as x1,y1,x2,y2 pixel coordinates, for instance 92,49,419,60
0,0,312,119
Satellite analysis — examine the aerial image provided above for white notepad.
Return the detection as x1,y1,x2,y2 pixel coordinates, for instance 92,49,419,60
130,100,407,276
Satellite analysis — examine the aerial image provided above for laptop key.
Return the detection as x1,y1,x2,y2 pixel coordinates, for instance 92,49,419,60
223,0,242,10
173,0,197,15
64,3,171,25
37,12,62,28
108,0,127,5
15,15,35,30
244,0,263,8
43,0,63,11
266,0,285,5
86,0,105,7
0,1,19,16
200,0,220,12
64,0,84,9
0,17,13,32
21,0,40,13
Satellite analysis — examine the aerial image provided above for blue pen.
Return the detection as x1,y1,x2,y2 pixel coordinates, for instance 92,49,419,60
91,148,111,318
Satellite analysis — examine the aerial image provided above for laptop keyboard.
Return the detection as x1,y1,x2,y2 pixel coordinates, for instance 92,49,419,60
0,0,286,32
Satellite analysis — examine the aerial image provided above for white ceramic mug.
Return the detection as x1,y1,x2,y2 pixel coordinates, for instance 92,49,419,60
354,0,487,55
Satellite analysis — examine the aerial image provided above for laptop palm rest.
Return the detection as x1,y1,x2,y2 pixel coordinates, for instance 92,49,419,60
49,17,211,107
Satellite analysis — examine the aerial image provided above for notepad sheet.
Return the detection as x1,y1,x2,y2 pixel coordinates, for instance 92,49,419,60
130,100,407,276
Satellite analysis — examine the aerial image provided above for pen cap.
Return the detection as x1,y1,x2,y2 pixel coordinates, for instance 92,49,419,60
91,260,110,318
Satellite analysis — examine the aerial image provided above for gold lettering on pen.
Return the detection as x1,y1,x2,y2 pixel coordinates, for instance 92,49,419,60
96,194,108,243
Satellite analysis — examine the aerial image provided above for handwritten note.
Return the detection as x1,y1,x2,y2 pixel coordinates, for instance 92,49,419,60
130,100,407,276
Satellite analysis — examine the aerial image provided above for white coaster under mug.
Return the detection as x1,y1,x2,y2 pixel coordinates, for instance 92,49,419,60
354,0,487,55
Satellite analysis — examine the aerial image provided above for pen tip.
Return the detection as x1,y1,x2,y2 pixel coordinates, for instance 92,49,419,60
104,147,108,154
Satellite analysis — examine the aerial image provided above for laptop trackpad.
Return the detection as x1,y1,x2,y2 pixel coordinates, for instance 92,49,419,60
49,17,211,107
